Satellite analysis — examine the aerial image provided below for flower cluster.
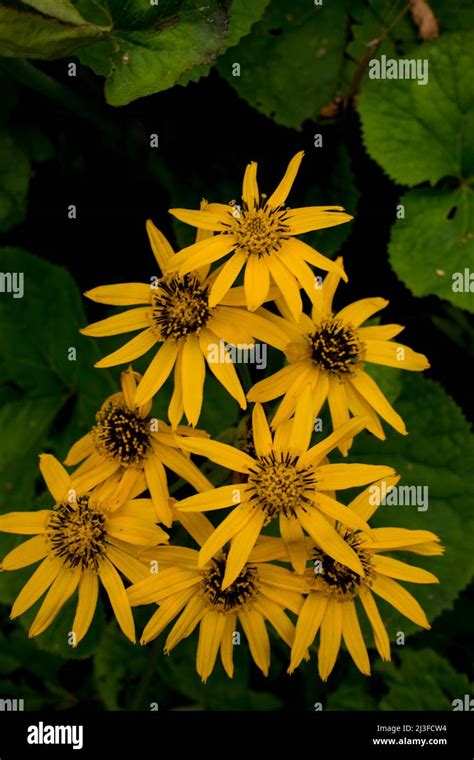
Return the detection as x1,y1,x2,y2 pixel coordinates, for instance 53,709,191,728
0,152,441,682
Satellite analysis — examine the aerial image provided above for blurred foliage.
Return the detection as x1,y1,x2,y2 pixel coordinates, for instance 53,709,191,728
0,0,473,712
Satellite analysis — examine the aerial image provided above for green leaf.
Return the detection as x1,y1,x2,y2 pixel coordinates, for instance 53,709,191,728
0,4,103,59
0,129,31,232
349,373,474,636
179,0,270,85
107,0,184,30
0,247,113,517
21,0,110,27
358,32,474,187
217,0,350,129
377,649,473,710
78,1,230,106
388,186,474,313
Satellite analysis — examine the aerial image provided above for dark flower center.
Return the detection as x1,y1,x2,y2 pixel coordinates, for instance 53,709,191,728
48,497,107,571
202,556,259,612
93,403,150,466
150,273,211,339
310,317,363,376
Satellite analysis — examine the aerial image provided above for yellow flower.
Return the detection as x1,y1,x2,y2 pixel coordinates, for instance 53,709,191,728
248,259,430,453
81,217,287,426
65,368,213,526
0,455,168,644
289,481,442,680
174,393,396,588
127,515,306,682
167,152,352,320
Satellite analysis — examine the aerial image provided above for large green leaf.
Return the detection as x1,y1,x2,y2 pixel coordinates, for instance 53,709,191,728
0,4,103,58
0,248,113,511
179,0,270,85
388,186,474,313
349,373,474,636
217,0,350,129
21,0,112,28
78,0,230,105
358,32,474,187
377,649,473,710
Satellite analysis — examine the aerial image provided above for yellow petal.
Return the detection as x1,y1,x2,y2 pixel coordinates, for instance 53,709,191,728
247,362,303,403
71,570,99,646
167,235,236,276
29,567,81,638
144,455,173,526
10,556,62,618
0,510,50,535
198,505,256,568
336,297,388,326
177,484,240,513
279,514,308,574
266,151,304,209
287,207,352,235
200,328,247,408
39,454,70,503
220,613,236,678
134,339,178,406
253,596,295,647
244,254,271,311
289,593,327,672
141,588,195,644
313,463,396,490
296,506,364,575
146,219,174,271
222,509,266,589
267,254,302,321
84,282,151,306
1,535,47,570
105,515,168,546
95,329,158,369
128,567,201,605
311,492,372,534
81,307,151,338
327,378,351,456
252,403,273,456
242,160,259,209
340,601,371,675
177,436,255,473
359,586,391,661
364,340,430,371
98,558,136,642
238,608,270,675
348,474,400,521
181,335,206,427
350,370,407,435
196,611,226,682
358,324,404,341
289,238,348,280
372,555,439,584
288,386,314,454
164,594,207,652
209,251,246,308
64,432,94,467
169,208,228,230
318,598,342,681
153,442,212,493
371,575,430,629
297,416,368,469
